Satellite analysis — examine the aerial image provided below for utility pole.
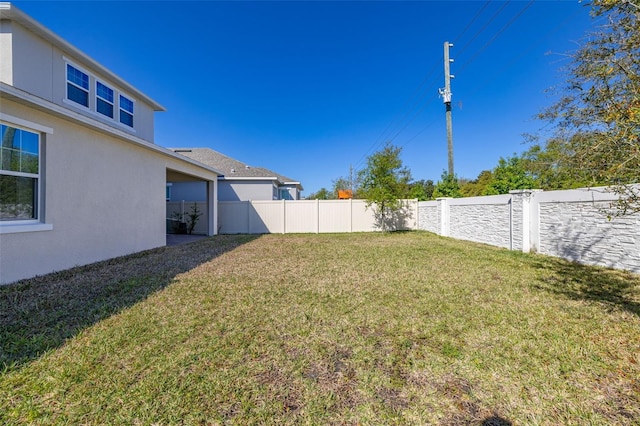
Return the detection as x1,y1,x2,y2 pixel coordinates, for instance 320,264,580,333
439,41,455,176
349,164,353,192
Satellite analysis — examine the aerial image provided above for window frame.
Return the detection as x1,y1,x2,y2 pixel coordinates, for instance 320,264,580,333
119,94,135,127
96,80,115,118
66,63,90,108
0,114,53,232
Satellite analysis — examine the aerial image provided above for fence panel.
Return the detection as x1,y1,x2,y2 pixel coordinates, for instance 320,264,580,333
448,195,512,249
319,200,352,233
250,201,284,234
536,188,640,273
217,201,250,234
285,200,319,233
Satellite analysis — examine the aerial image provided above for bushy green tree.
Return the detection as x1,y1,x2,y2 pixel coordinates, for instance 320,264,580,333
483,156,537,195
358,142,412,230
306,187,331,200
408,179,435,201
432,171,462,198
459,170,493,197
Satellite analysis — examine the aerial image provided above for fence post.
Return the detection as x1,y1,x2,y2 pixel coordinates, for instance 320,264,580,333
282,199,286,234
316,199,320,234
509,189,542,252
247,201,252,234
349,198,353,233
437,198,451,236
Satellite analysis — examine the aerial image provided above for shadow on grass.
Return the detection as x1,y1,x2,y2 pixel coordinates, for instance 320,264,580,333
531,255,640,318
0,234,259,372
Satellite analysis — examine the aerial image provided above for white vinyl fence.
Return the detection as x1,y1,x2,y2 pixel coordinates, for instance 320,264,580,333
418,187,640,273
217,199,418,234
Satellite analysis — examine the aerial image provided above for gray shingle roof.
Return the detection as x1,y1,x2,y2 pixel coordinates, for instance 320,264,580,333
171,148,302,189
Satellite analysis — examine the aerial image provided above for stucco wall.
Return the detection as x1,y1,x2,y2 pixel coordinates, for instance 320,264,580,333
170,181,207,201
0,99,217,284
0,21,15,85
218,180,277,201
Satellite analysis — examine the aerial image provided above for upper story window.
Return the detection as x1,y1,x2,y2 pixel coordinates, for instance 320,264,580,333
64,59,136,131
96,81,114,118
0,124,40,221
66,64,89,107
119,95,134,127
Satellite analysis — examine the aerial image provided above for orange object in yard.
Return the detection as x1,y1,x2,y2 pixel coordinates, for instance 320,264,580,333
338,190,353,199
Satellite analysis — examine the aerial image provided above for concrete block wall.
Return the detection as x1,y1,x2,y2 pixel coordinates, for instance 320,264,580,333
449,195,512,249
417,186,640,273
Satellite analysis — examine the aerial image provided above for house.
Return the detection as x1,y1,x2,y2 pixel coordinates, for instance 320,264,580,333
169,148,303,201
0,3,222,285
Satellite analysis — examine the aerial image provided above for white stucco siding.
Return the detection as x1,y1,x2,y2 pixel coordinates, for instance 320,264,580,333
10,21,54,102
219,180,277,201
0,20,13,85
0,100,199,284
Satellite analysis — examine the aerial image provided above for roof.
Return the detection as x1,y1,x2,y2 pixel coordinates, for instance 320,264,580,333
171,148,303,189
0,2,165,111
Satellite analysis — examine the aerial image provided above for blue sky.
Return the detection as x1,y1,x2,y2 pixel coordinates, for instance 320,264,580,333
15,0,596,195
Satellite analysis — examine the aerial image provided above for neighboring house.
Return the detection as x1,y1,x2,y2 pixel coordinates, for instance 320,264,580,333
0,3,222,285
169,148,303,201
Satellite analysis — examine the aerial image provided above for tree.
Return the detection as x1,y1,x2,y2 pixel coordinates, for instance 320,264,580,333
459,170,493,197
306,187,331,200
331,176,353,199
408,179,435,201
483,156,537,195
357,142,412,231
432,171,462,198
538,0,640,214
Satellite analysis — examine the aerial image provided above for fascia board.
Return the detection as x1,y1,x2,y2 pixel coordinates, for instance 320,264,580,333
218,176,279,181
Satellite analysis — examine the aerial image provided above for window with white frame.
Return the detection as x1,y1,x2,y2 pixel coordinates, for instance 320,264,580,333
0,124,40,221
119,95,134,127
96,81,114,118
66,64,89,107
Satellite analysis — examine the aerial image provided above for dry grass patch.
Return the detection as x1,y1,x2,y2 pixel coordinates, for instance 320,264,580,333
1,232,639,425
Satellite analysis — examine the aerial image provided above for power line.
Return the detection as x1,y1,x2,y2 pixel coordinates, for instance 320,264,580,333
455,0,511,59
456,0,536,75
453,0,492,46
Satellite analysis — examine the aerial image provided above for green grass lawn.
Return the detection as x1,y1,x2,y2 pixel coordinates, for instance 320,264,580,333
1,232,639,425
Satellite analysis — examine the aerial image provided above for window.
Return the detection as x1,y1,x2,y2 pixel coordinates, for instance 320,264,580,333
66,64,89,107
0,124,40,221
96,81,114,118
279,188,293,200
119,95,134,127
